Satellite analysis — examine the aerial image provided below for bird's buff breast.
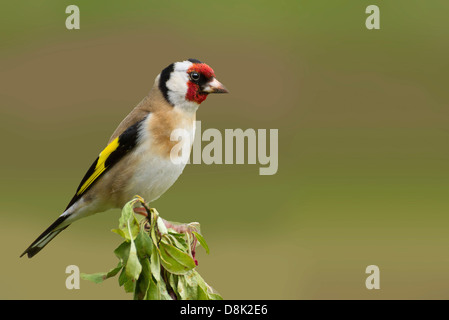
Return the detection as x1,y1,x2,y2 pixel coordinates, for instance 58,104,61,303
123,112,194,204
125,146,188,203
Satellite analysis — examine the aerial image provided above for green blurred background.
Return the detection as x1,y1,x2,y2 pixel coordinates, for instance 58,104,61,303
1,1,448,299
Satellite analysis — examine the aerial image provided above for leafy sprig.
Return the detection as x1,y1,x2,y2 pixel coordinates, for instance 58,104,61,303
81,196,222,300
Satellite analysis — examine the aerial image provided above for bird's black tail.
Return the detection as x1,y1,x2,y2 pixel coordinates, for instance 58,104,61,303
21,216,70,258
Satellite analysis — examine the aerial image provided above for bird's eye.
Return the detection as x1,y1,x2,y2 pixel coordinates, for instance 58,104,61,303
190,72,200,82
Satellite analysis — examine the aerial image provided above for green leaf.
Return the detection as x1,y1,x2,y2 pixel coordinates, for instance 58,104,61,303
164,242,197,269
156,216,168,235
114,241,130,264
125,237,142,281
146,275,160,300
177,271,199,300
134,258,151,300
134,230,153,259
197,282,209,300
158,277,174,300
123,278,135,293
150,225,160,253
105,262,123,278
159,242,196,275
81,272,106,284
118,267,126,286
168,273,179,299
192,269,223,300
208,292,224,300
116,199,140,241
150,248,161,282
192,231,210,254
81,262,124,284
176,275,188,300
111,228,126,239
166,233,188,252
118,268,135,293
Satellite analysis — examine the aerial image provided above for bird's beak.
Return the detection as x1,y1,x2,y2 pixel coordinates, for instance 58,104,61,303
202,78,229,94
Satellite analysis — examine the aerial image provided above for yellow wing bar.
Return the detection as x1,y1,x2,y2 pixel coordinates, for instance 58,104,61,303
77,137,120,196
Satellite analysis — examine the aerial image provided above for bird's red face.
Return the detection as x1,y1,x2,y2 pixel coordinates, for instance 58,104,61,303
185,61,228,104
159,59,228,109
186,63,217,104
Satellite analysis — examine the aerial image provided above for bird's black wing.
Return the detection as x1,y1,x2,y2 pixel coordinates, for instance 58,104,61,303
20,118,145,258
65,118,145,210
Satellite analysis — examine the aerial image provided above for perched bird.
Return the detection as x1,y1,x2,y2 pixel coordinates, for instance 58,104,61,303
21,59,228,258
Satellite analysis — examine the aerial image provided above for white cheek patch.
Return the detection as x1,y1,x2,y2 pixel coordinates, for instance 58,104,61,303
165,61,193,106
166,74,188,96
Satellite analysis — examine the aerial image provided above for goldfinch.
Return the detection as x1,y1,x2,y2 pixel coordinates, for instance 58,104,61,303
21,59,228,258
